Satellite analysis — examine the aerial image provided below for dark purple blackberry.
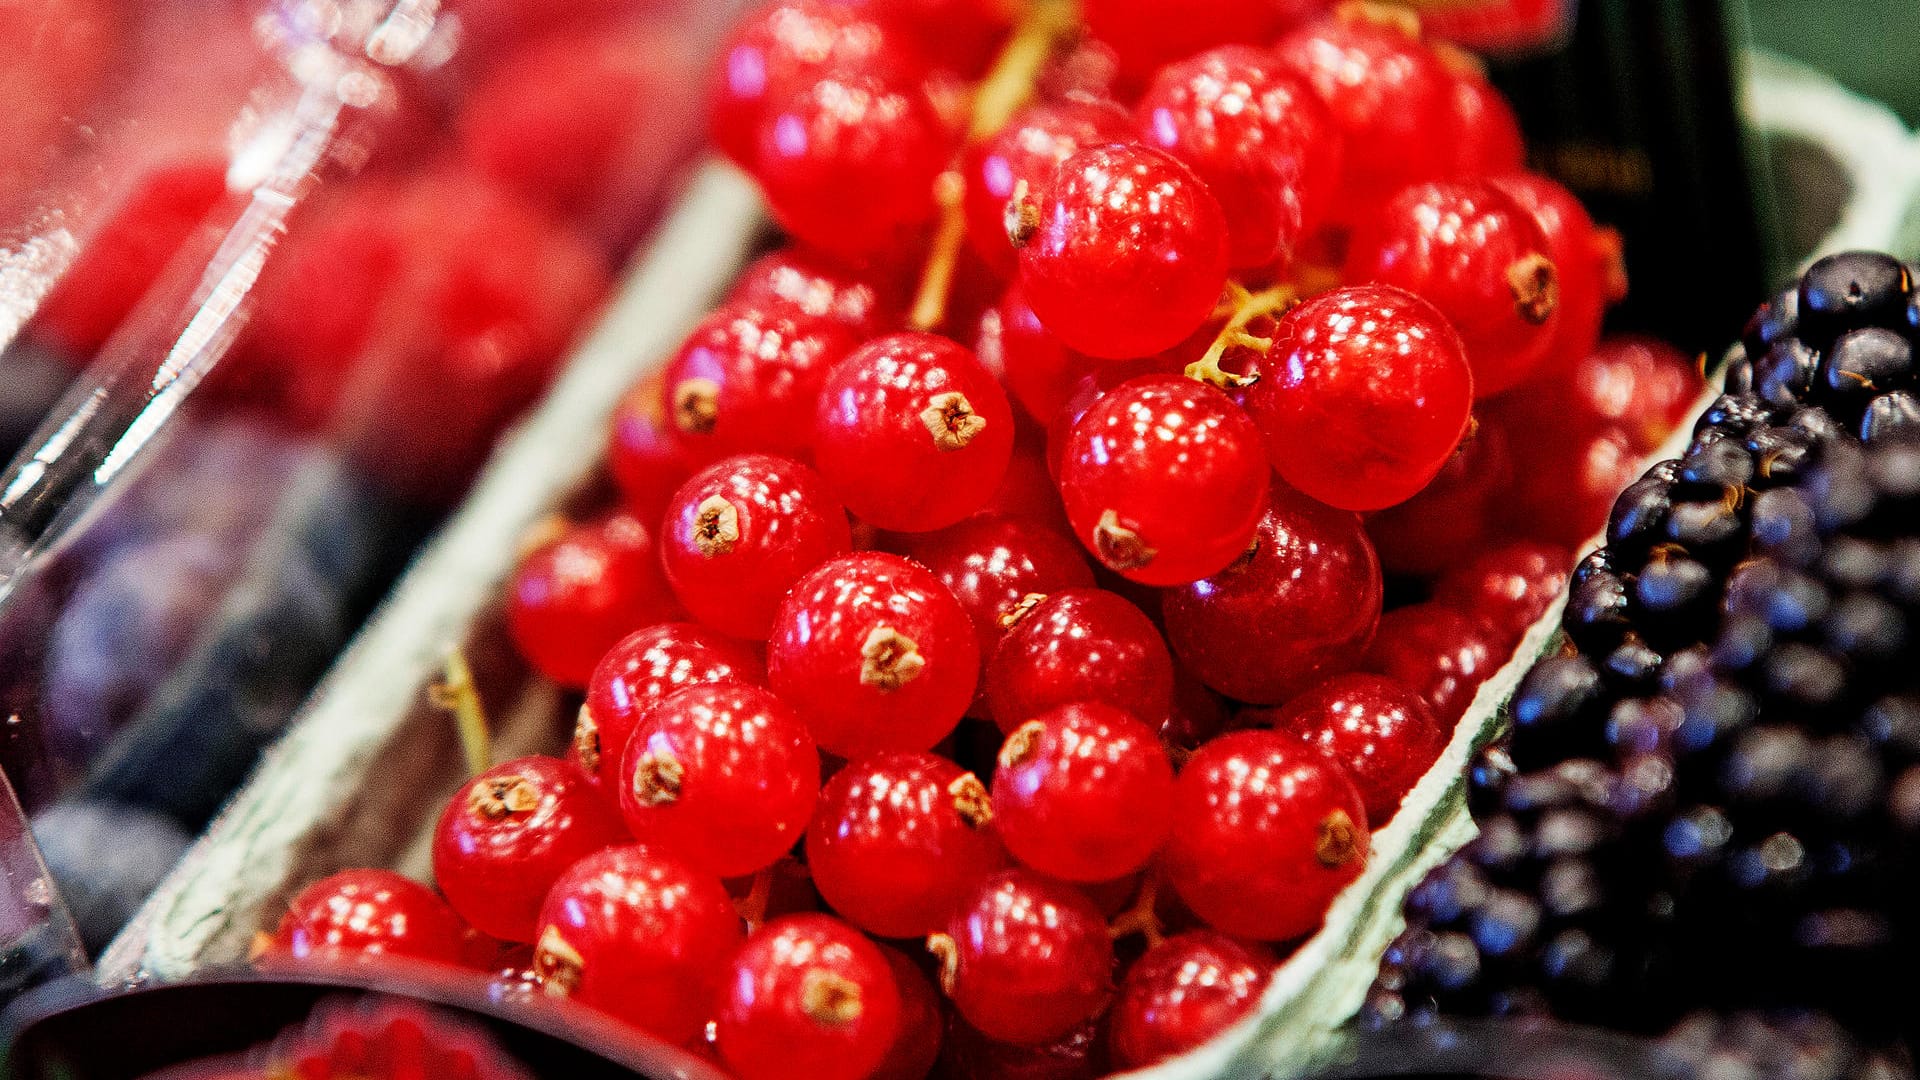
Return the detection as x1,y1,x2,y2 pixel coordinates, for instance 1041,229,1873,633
1655,1011,1914,1080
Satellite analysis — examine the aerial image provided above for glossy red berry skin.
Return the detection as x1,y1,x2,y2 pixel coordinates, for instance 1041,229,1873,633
769,553,980,756
432,756,627,943
963,99,1134,278
937,870,1115,1046
717,914,902,1080
661,303,858,461
813,332,1015,533
1513,334,1704,453
1250,673,1446,825
986,587,1173,732
1163,485,1380,705
938,1013,1106,1080
1245,285,1473,511
661,454,851,639
1446,70,1525,177
1163,730,1369,940
1085,0,1328,87
1018,143,1230,360
1433,540,1571,648
728,247,901,338
618,683,820,878
1363,602,1504,725
893,514,1094,674
806,751,1004,938
1109,931,1275,1069
580,622,764,786
275,869,467,966
607,376,702,522
1493,419,1641,548
1364,418,1516,577
1136,45,1341,268
1490,172,1612,373
992,702,1173,881
872,946,944,1080
978,283,1084,425
1058,375,1269,585
1347,180,1560,397
507,512,681,689
533,844,742,1043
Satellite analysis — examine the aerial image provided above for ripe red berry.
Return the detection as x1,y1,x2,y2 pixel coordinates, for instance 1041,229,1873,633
807,751,1004,938
1363,602,1504,725
986,587,1173,732
991,702,1173,881
661,303,859,461
618,683,820,878
961,98,1134,279
1492,418,1641,548
1364,419,1516,577
433,756,627,944
1250,673,1446,825
1109,931,1275,1068
892,514,1094,674
1490,172,1614,372
1057,375,1269,585
275,869,466,966
1513,334,1705,453
578,622,763,786
661,454,851,639
507,512,681,689
1244,285,1473,511
717,914,903,1080
533,844,742,1043
1444,68,1525,177
1084,0,1327,87
1163,730,1369,940
607,376,702,522
728,246,902,338
872,946,944,1080
977,283,1084,425
768,553,979,756
938,1012,1107,1080
1135,45,1341,268
1017,142,1230,360
931,869,1114,1046
1163,484,1381,705
813,332,1015,533
1433,540,1571,648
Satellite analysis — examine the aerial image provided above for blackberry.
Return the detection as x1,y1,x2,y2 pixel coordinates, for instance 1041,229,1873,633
1655,1011,1914,1080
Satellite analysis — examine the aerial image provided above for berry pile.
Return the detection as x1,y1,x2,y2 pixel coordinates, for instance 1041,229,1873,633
261,2,1715,1075
1370,253,1920,1067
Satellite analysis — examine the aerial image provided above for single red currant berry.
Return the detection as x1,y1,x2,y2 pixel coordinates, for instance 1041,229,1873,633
928,869,1114,1046
618,683,820,878
872,945,944,1080
507,512,681,688
1163,485,1381,705
1244,285,1473,511
1017,142,1230,360
607,376,702,522
807,751,1003,937
1513,334,1705,453
728,246,903,338
938,1012,1107,1080
1433,540,1571,648
579,622,763,786
1161,666,1233,754
1249,673,1446,825
1346,180,1561,397
894,514,1094,680
1136,45,1341,268
274,869,466,966
991,702,1173,881
661,303,859,461
1163,730,1369,940
1364,417,1517,577
661,454,852,639
1490,415,1641,548
433,756,627,943
1443,66,1525,177
1084,0,1328,87
977,283,1086,425
768,553,979,756
986,587,1173,732
716,913,903,1080
1057,375,1270,585
813,332,1015,533
1364,602,1506,726
1490,172,1615,373
532,844,742,1043
962,98,1134,278
1109,931,1275,1069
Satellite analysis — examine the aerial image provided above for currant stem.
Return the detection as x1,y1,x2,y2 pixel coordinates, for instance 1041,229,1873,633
1107,872,1166,949
1186,283,1295,390
430,649,491,777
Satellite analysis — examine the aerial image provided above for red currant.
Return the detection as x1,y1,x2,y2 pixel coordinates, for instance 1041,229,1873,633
884,0,1012,75
1363,602,1503,725
661,454,852,639
985,587,1172,732
728,246,903,338
930,869,1114,1046
813,332,1015,533
937,1012,1106,1080
1433,539,1571,648
1163,730,1368,940
274,869,466,966
1244,285,1473,511
979,434,1076,537
1163,484,1380,705
1364,418,1516,577
806,751,1004,938
1057,375,1269,584
963,98,1134,279
1493,418,1641,548
662,302,859,461
977,283,1085,425
1016,142,1230,360
1250,673,1445,825
1136,45,1341,268
579,622,763,786
769,553,979,756
1084,0,1328,86
1161,666,1233,753
991,702,1173,881
432,756,627,944
1514,334,1705,453
872,945,944,1080
716,913,903,1080
1109,931,1275,1068
1444,67,1525,177
892,514,1094,675
507,512,681,689
1489,172,1615,373
607,376,702,523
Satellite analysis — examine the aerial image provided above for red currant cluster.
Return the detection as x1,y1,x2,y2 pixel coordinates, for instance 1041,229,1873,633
267,1,1712,1075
